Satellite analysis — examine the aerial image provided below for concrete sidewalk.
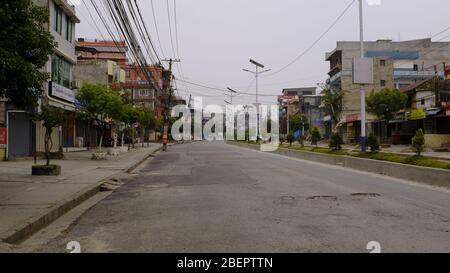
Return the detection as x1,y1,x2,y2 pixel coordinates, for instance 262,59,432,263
0,144,162,244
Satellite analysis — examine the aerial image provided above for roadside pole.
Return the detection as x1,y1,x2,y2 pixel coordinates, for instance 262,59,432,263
161,58,180,151
359,0,367,152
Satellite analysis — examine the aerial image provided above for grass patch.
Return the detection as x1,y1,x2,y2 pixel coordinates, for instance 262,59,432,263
236,141,450,170
281,144,348,155
404,155,450,170
354,152,450,170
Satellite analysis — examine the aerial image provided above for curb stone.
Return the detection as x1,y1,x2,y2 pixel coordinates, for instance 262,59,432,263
1,146,162,245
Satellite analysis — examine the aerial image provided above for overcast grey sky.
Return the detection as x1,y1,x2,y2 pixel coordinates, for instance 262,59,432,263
74,0,450,106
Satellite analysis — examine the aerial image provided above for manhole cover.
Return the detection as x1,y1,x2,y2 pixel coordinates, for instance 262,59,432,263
307,195,338,201
351,193,381,197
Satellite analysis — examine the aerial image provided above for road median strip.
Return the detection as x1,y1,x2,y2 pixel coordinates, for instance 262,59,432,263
227,141,450,188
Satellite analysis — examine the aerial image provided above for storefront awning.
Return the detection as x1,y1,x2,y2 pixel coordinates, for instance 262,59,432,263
426,109,442,117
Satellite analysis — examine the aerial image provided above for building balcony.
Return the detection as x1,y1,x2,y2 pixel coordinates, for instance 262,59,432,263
328,64,342,76
394,69,444,80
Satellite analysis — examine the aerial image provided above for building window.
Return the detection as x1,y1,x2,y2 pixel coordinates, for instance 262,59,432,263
54,4,63,34
380,60,386,66
380,80,386,87
66,15,73,42
139,90,150,97
52,54,71,88
413,64,419,71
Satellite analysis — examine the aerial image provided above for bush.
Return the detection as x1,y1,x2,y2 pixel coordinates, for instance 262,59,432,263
329,132,343,150
310,127,321,146
412,129,425,156
298,135,306,147
366,133,380,152
287,132,294,146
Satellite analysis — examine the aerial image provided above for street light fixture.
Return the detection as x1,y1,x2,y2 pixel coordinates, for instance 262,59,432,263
250,59,264,68
243,59,270,141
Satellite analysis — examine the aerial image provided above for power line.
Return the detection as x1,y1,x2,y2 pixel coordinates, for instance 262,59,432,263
133,0,162,63
177,78,281,97
166,0,178,58
264,0,356,77
149,0,166,58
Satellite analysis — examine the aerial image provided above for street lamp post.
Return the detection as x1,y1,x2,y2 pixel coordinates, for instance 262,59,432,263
359,0,367,152
243,59,271,141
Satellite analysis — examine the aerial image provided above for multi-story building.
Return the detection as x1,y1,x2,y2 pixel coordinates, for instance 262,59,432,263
73,60,126,87
301,95,328,139
278,87,317,136
4,0,80,160
395,78,450,148
326,38,450,142
125,64,164,111
76,38,128,67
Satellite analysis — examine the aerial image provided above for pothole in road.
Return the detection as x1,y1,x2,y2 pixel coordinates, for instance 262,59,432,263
281,196,295,201
351,193,381,198
307,195,338,201
141,184,169,189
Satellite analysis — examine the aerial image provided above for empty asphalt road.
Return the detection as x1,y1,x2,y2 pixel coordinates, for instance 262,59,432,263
32,141,450,252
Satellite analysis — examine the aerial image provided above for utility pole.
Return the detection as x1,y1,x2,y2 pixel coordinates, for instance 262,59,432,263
243,59,271,141
161,58,180,150
226,87,238,105
358,0,367,152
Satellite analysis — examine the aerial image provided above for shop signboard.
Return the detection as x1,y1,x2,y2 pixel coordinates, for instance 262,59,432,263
49,82,75,103
346,114,359,123
410,108,426,120
0,127,6,148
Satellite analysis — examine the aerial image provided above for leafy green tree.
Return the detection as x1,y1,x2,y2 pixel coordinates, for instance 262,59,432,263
286,132,294,146
137,106,156,146
366,88,408,122
76,84,124,150
366,132,380,152
366,88,408,139
322,88,344,132
117,104,139,147
33,106,66,166
310,126,322,146
290,114,309,134
329,132,343,150
412,129,425,156
0,0,56,109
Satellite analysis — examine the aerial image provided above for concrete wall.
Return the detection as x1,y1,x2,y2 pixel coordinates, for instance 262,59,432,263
74,61,109,85
425,134,450,148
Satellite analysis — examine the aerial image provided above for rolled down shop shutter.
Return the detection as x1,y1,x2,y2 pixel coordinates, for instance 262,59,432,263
8,112,32,158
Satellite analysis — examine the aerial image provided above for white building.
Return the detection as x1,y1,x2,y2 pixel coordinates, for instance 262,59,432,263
6,0,80,159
